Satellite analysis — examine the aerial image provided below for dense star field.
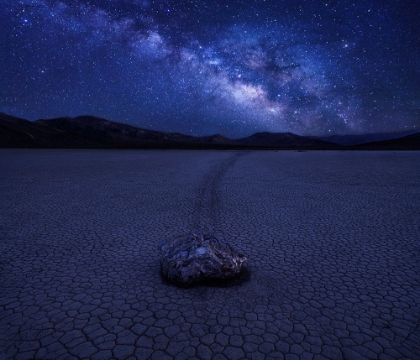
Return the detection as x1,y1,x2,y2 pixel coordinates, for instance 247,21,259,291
1,0,419,137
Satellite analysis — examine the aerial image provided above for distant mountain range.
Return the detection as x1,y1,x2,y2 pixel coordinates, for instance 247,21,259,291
309,130,420,146
1,113,419,150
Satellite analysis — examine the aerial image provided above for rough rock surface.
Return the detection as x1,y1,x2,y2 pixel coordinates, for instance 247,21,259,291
160,234,247,285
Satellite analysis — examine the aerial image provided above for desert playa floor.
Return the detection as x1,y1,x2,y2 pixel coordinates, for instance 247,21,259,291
0,150,419,360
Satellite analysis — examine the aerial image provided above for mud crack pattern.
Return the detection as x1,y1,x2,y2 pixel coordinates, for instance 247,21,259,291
0,149,419,359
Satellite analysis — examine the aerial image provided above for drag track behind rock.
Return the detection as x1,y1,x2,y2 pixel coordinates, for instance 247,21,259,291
192,152,248,233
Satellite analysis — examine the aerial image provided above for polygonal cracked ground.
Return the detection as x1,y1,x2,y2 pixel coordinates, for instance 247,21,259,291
0,149,419,359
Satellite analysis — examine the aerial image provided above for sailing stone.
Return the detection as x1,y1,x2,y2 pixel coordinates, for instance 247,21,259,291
160,234,247,285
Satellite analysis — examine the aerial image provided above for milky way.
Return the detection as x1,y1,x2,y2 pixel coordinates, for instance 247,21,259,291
1,0,419,137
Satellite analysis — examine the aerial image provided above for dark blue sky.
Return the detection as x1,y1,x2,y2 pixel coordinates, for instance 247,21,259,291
1,0,419,137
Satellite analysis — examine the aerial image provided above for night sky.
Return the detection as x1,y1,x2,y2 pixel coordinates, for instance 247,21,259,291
1,1,419,137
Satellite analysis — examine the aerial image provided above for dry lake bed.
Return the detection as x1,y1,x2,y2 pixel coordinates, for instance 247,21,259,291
1,149,419,360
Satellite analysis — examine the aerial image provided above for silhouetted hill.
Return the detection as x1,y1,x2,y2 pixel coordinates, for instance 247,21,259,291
238,132,339,149
310,130,419,146
0,113,99,147
0,113,418,150
35,116,238,148
199,134,237,145
0,114,237,149
351,132,420,150
36,116,192,146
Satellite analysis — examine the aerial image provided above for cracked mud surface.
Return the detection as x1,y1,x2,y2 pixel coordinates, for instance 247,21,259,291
1,149,419,359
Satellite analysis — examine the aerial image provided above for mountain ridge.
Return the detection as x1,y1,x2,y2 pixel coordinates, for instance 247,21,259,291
309,130,419,146
0,113,418,150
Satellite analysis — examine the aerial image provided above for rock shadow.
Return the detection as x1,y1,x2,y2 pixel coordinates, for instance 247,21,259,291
159,265,251,289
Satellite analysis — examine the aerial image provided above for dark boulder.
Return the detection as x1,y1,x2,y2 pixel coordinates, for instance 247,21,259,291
160,234,247,286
